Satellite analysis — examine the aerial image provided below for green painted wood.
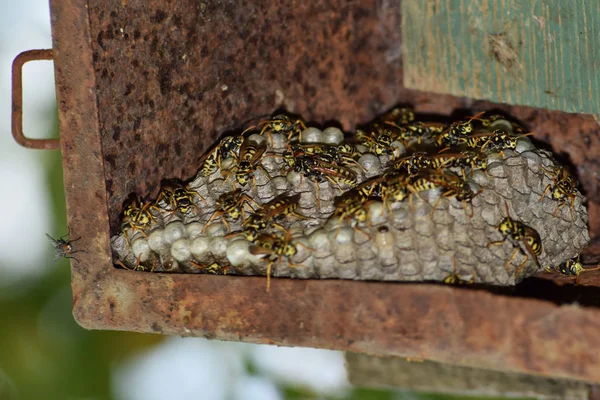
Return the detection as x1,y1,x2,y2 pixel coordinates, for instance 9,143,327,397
402,0,600,116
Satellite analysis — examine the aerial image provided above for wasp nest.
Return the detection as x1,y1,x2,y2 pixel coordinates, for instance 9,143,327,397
111,109,589,286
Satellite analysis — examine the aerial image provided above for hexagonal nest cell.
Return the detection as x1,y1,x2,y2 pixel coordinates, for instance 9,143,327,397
49,0,600,385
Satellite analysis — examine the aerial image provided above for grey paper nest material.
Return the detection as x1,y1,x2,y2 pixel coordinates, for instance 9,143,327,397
111,111,589,285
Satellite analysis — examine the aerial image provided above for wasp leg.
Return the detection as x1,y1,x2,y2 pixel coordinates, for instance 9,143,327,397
504,248,521,273
266,260,275,292
576,264,600,285
314,180,322,209
538,184,552,203
202,210,221,233
324,175,344,192
487,238,507,248
514,257,529,279
353,225,372,240
334,214,346,238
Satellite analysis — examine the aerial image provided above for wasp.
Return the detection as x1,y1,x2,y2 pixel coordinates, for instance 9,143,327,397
227,137,270,186
435,112,485,147
287,143,338,164
242,194,306,241
121,194,157,237
259,193,307,221
249,231,309,291
258,113,306,143
487,202,542,278
538,164,578,219
354,175,389,200
375,172,435,214
337,143,363,160
443,257,475,285
203,189,260,233
357,125,396,155
480,130,534,153
553,255,600,284
385,121,445,145
417,169,479,217
331,190,373,237
477,113,527,135
428,151,487,171
458,130,532,155
155,179,206,219
46,232,83,263
199,135,245,176
378,106,415,125
310,160,358,188
190,261,232,275
380,173,411,206
287,154,358,206
116,255,156,272
390,152,431,175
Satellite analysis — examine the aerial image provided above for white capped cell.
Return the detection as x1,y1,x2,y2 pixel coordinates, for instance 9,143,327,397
171,239,192,262
300,127,323,143
131,238,151,262
322,127,345,145
164,221,185,244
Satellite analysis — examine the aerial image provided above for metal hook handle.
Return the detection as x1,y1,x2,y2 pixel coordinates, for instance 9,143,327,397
11,49,59,150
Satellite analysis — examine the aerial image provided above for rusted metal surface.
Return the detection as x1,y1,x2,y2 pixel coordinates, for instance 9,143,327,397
49,0,600,385
11,49,60,150
86,0,404,234
75,270,600,383
49,0,112,295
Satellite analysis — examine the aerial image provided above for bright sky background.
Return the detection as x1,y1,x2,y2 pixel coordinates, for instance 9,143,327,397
0,3,351,399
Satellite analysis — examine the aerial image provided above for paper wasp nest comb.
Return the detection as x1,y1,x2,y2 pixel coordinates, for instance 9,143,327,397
111,110,589,286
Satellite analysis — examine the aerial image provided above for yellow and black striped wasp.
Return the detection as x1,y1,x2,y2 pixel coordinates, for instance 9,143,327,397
331,190,373,237
379,173,413,210
203,189,260,233
538,164,578,219
385,120,446,145
242,193,307,241
155,179,206,219
354,174,389,200
228,137,270,187
443,257,475,285
416,169,479,217
46,232,83,263
457,129,533,154
390,152,431,175
189,261,232,275
115,255,157,272
356,125,397,156
435,111,485,147
551,255,600,284
378,106,415,125
258,113,306,143
249,231,310,291
487,202,542,278
121,194,157,237
199,134,245,176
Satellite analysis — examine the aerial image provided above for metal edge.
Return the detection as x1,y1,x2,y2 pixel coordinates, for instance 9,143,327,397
49,0,113,308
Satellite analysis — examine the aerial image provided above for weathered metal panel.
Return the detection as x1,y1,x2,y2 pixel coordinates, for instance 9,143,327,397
402,0,600,116
87,0,404,233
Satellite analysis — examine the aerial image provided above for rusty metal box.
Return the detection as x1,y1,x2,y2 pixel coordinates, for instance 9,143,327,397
18,0,600,384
